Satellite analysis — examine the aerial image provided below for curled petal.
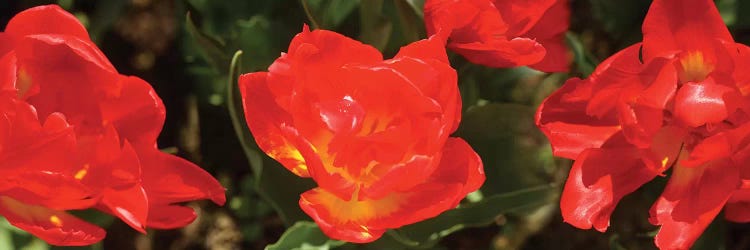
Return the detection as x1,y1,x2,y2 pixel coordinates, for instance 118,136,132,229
0,196,105,246
560,148,658,231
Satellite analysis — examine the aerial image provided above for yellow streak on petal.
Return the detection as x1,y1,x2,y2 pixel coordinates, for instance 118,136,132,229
313,188,403,224
49,215,62,227
679,51,714,83
661,157,669,169
17,69,33,98
268,145,308,176
74,164,90,180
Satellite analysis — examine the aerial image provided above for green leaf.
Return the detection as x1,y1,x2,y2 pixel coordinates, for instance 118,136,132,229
394,0,423,43
565,32,598,77
87,0,128,43
266,221,345,250
302,0,360,29
226,50,314,225
456,103,556,196
389,184,560,248
402,0,424,18
359,0,393,51
185,12,230,71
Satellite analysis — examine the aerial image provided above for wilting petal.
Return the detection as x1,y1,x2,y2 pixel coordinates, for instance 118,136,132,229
650,160,740,249
561,148,659,231
0,196,105,246
642,0,733,61
4,5,90,42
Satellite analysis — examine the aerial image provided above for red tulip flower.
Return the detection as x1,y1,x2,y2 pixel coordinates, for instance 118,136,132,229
240,26,485,243
537,0,750,249
424,0,570,72
0,5,225,245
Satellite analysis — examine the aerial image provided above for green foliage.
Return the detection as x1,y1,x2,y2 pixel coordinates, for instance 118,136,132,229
266,221,345,250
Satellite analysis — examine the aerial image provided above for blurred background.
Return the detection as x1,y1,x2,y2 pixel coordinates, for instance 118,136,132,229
3,0,750,249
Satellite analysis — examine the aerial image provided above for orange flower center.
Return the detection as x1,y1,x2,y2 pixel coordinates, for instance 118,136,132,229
678,51,713,83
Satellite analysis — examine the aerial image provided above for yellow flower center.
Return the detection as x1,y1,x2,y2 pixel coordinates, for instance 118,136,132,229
679,51,713,83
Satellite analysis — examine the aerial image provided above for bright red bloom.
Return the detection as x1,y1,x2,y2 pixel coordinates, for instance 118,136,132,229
240,26,485,243
424,0,571,72
0,5,225,245
536,0,750,249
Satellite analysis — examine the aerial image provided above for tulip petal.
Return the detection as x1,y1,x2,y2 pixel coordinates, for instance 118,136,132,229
146,204,198,229
98,184,148,233
642,0,733,60
239,72,310,177
560,148,658,231
101,76,165,147
140,149,225,206
4,5,90,42
673,79,734,127
536,78,621,159
491,0,558,36
649,159,740,250
299,137,482,243
0,196,105,246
